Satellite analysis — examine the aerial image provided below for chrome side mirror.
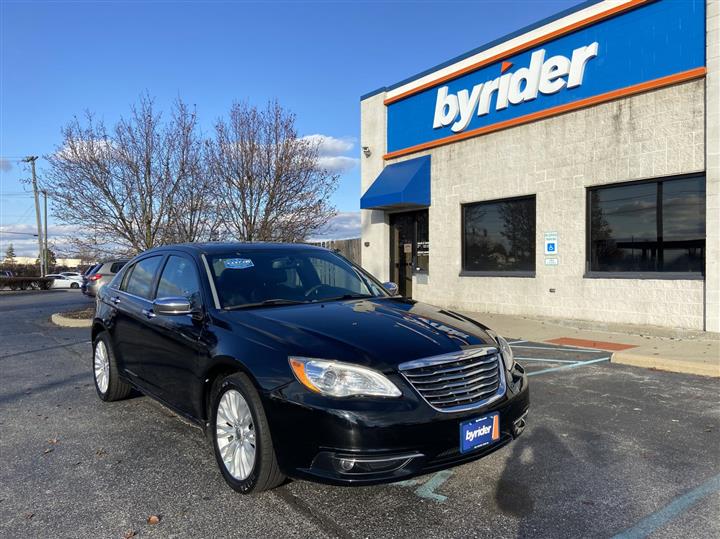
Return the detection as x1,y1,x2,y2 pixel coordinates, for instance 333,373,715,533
383,281,399,296
153,296,192,315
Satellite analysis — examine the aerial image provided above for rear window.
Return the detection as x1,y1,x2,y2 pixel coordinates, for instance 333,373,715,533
110,261,128,274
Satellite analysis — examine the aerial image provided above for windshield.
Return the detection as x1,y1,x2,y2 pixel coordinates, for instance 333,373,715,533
208,249,388,309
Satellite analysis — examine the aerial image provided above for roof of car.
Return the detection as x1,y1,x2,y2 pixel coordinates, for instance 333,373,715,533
142,242,330,256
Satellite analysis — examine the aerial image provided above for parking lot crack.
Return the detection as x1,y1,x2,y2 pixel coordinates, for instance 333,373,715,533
273,488,352,539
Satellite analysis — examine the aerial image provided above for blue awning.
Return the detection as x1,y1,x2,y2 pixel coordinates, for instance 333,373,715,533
360,155,430,210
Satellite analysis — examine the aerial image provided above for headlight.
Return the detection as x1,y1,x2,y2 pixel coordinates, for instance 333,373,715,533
289,357,402,398
487,331,515,370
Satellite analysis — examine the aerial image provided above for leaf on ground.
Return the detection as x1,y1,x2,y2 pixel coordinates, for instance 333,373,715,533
123,530,137,538
43,448,53,455
24,512,34,520
95,448,107,457
47,438,59,445
147,515,161,525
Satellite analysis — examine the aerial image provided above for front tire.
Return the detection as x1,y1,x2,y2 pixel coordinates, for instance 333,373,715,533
71,282,79,289
93,333,131,401
210,373,285,493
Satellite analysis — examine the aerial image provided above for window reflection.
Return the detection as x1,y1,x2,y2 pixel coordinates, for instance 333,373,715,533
589,176,705,273
463,197,536,272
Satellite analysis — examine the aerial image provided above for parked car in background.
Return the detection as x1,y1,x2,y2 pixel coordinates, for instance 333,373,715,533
82,259,129,296
60,271,83,279
45,274,81,289
91,243,529,494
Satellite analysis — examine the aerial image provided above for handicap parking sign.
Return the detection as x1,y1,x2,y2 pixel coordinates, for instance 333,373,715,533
544,232,558,255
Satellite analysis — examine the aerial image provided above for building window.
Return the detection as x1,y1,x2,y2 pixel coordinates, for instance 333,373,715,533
462,196,536,274
587,175,705,275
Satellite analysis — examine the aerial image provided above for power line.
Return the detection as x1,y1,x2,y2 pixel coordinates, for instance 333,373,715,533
0,230,39,236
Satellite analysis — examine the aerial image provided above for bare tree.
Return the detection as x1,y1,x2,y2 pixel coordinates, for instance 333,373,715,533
45,95,213,254
207,101,338,242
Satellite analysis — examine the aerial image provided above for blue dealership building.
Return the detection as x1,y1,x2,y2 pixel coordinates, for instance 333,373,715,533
360,0,719,332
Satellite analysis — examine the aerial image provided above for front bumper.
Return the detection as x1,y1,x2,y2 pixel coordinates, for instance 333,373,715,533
264,364,529,486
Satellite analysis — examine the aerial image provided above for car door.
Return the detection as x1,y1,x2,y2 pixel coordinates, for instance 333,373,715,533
110,255,164,388
142,253,206,415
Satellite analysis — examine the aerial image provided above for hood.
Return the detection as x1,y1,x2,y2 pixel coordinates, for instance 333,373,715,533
221,298,497,372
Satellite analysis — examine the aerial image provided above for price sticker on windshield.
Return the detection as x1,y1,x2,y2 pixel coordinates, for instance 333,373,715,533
224,258,254,270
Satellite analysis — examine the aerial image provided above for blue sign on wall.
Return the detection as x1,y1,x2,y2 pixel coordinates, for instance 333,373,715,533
386,0,706,157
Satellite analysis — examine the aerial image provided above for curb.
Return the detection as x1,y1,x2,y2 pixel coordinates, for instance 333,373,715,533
51,313,92,328
612,352,720,378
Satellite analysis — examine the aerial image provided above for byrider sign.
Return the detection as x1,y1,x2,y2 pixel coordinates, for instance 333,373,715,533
433,43,598,133
384,0,706,159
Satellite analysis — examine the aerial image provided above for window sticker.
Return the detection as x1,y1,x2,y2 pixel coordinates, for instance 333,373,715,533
223,258,254,270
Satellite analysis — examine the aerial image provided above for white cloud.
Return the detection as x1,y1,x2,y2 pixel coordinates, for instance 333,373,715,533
317,155,359,173
302,134,359,173
309,211,361,241
0,223,82,258
303,134,354,156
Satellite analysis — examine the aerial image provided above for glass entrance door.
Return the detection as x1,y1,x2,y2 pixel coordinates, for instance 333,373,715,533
389,210,429,298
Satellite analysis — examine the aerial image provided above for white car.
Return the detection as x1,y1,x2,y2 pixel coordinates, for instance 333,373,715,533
60,271,82,279
45,274,81,289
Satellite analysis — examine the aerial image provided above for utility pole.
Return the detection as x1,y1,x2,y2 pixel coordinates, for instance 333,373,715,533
23,156,44,276
43,190,49,272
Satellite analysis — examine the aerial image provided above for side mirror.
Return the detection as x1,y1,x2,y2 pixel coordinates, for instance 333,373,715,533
383,281,400,296
153,296,193,316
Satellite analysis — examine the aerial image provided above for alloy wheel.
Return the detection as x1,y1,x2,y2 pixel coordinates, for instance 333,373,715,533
216,389,256,480
94,340,110,394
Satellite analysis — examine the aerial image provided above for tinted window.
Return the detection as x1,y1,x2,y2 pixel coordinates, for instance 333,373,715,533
110,261,128,274
589,176,705,273
123,256,162,299
156,256,202,308
209,250,386,309
463,196,536,272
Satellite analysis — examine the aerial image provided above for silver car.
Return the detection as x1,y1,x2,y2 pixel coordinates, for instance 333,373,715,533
82,259,129,296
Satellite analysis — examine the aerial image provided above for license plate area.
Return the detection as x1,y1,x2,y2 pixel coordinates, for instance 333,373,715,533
460,413,500,453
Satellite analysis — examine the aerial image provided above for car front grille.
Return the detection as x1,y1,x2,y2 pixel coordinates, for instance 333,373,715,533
398,347,505,412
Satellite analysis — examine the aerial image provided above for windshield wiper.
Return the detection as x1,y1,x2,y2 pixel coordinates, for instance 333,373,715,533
225,299,309,310
316,293,375,302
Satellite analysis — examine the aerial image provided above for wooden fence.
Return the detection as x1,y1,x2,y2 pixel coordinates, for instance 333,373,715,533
308,238,361,265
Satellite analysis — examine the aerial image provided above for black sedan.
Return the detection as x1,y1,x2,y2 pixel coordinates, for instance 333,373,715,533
92,243,529,493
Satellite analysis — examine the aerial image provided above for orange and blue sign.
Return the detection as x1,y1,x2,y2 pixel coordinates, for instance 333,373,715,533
384,0,706,159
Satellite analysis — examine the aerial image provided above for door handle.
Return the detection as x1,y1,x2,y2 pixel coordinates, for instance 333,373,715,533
141,308,156,319
111,296,121,305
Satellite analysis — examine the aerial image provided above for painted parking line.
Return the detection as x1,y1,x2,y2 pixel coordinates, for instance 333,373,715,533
527,356,612,376
514,357,580,363
611,473,720,539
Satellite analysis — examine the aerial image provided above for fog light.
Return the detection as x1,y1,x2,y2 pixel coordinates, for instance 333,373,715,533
338,458,355,471
513,411,528,437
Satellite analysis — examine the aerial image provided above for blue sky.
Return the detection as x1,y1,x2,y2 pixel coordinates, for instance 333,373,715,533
1,0,584,256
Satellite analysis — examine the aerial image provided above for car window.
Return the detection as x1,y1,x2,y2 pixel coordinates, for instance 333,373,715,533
156,255,202,308
110,261,128,274
123,256,162,299
209,249,387,309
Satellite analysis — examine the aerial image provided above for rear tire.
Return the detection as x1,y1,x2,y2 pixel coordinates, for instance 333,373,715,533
210,373,285,493
71,282,79,289
92,333,131,402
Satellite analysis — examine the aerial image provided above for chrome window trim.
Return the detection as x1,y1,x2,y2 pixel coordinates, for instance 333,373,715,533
399,346,506,413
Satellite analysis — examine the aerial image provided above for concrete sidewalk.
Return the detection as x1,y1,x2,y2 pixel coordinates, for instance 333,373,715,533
462,311,720,378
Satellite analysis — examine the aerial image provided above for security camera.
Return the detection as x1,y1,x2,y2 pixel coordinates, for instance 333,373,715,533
362,146,371,157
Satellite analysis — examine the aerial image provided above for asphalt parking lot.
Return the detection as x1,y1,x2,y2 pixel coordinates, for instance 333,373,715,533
1,291,718,538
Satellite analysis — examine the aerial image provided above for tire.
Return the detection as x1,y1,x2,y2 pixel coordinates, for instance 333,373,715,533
210,373,285,493
92,332,131,402
71,282,79,289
